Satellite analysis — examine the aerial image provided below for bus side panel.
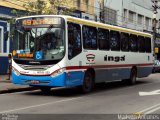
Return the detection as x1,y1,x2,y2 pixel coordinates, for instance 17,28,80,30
137,67,153,78
66,71,84,87
95,68,131,83
95,69,111,83
119,68,131,79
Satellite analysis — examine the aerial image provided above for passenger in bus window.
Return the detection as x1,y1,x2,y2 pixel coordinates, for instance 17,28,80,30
42,34,57,51
68,36,74,59
100,39,106,49
30,36,35,52
46,35,53,50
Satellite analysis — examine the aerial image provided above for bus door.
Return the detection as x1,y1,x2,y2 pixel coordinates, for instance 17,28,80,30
67,22,83,86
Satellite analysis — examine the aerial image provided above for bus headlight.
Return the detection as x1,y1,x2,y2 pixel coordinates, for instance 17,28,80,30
12,67,20,76
51,68,66,78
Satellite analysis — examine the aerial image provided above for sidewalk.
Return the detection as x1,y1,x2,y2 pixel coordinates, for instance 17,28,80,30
0,75,36,94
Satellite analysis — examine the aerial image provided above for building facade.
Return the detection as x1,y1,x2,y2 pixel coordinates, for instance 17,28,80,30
0,0,26,74
95,0,160,32
0,6,13,74
64,0,96,20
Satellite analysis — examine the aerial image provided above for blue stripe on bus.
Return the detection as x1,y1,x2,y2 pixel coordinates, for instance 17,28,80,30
12,71,84,87
66,71,84,86
12,67,152,87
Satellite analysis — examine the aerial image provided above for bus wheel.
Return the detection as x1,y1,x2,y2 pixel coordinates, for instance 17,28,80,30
129,68,137,85
81,71,94,93
40,87,51,93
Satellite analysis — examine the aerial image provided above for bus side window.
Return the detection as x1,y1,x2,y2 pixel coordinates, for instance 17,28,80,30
110,30,120,51
129,34,138,52
67,22,82,60
83,25,97,50
138,36,145,53
98,28,109,50
145,37,151,53
121,32,129,52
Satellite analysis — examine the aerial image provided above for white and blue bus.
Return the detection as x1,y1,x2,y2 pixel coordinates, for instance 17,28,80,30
12,15,153,93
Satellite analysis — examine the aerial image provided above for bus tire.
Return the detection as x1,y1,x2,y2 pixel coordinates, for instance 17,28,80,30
40,87,51,93
128,68,137,85
81,71,94,93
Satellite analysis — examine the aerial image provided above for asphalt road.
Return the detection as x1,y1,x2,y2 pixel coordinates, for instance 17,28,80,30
0,73,160,119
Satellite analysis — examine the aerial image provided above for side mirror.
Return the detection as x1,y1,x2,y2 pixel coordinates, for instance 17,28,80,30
4,31,9,41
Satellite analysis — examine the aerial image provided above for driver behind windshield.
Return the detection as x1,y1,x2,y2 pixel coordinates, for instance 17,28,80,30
37,33,57,51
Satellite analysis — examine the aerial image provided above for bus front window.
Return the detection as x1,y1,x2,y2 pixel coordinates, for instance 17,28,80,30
13,26,65,61
36,27,65,60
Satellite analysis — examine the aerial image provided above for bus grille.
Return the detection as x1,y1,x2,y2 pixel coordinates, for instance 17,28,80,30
18,64,52,71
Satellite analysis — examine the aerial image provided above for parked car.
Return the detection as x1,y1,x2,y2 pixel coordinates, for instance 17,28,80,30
153,60,160,73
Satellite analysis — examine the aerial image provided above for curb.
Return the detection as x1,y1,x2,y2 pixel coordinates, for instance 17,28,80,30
0,87,38,94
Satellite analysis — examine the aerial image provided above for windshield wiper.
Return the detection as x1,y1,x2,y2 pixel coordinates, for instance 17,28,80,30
36,25,54,39
15,26,25,34
17,30,24,34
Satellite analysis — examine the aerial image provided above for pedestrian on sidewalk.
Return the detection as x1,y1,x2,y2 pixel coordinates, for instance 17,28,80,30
6,53,12,80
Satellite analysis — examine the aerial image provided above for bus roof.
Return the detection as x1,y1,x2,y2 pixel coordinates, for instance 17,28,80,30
66,16,152,38
16,15,152,37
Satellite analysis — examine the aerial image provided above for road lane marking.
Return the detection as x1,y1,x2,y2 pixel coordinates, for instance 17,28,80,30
1,77,160,113
145,106,160,114
0,97,82,113
136,103,160,114
139,89,160,96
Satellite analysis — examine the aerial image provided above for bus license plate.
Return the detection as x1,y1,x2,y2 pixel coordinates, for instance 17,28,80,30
30,80,40,84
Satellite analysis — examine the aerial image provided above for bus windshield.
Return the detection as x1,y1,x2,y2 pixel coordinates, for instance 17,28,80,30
13,17,65,62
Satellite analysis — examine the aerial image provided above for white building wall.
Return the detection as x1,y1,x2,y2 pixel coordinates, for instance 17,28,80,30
94,0,101,22
95,0,160,32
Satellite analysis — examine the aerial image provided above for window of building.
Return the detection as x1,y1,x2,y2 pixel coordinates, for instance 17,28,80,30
76,0,81,9
123,9,128,21
83,25,97,50
121,32,129,51
98,28,109,50
129,11,135,23
138,14,143,25
68,22,82,59
145,37,151,53
145,17,150,29
85,0,89,4
138,36,145,52
104,7,117,25
110,30,120,51
85,0,89,7
129,34,138,52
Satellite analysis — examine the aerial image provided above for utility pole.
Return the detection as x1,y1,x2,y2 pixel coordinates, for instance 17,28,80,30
152,0,159,52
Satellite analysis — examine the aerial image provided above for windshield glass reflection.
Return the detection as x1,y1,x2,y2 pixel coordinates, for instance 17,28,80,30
13,26,65,61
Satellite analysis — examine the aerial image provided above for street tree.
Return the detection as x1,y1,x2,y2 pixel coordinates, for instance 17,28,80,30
48,0,76,15
23,0,75,15
9,0,75,36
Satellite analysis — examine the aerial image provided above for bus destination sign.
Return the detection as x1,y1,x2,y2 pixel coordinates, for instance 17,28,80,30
22,17,61,26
